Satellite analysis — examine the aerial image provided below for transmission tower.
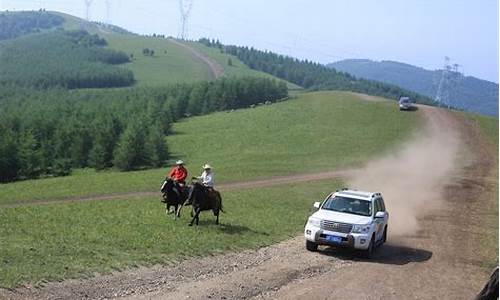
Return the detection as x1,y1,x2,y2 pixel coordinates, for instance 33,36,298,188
178,0,195,40
435,57,463,110
105,0,112,24
83,0,93,21
435,56,451,108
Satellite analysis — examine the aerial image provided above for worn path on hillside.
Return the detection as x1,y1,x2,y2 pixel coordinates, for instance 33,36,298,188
168,39,224,80
1,105,496,300
1,169,356,208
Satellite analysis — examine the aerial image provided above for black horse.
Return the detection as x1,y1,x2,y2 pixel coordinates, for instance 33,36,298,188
185,181,223,226
160,178,188,220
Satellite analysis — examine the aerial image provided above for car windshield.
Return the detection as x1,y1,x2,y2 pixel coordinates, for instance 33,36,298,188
322,196,372,216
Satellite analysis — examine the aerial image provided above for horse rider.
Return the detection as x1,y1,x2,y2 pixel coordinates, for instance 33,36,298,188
199,164,215,191
168,160,188,195
187,164,216,202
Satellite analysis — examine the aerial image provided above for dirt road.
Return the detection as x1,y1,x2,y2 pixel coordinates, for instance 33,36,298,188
169,39,224,80
1,105,496,300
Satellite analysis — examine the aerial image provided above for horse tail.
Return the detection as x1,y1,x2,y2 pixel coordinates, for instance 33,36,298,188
217,191,224,213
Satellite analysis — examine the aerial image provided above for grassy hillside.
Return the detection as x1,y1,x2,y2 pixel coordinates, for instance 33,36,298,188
330,59,499,116
105,35,214,86
0,91,423,288
186,41,302,90
0,91,421,205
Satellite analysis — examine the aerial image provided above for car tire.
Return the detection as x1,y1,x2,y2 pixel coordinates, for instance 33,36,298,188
362,235,375,258
382,226,387,243
306,240,318,252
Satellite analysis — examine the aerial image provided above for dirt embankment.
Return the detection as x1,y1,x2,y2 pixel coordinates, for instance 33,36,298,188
1,105,496,300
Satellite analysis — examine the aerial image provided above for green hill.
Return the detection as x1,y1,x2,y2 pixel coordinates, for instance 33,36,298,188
0,91,420,205
0,11,295,88
329,59,499,116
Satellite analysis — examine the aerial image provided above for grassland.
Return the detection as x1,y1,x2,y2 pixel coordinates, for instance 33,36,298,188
53,12,297,89
0,91,421,205
0,178,342,288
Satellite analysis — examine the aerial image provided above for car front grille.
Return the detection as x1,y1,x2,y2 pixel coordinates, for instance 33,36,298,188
321,220,353,234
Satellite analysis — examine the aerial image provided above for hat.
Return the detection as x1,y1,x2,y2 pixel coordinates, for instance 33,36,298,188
176,160,184,165
202,164,212,169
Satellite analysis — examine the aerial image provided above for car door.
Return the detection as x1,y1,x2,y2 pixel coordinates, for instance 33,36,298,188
373,198,385,242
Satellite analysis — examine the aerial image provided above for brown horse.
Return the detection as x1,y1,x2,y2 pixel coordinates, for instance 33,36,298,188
185,181,223,226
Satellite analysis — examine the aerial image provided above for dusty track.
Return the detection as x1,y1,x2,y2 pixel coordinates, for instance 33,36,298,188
1,105,496,300
2,169,355,208
168,39,224,80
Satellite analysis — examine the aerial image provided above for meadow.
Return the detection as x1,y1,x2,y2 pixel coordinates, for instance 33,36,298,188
0,179,342,288
0,91,421,205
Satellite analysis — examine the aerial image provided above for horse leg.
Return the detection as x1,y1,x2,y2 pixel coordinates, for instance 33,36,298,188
189,208,200,226
176,203,182,219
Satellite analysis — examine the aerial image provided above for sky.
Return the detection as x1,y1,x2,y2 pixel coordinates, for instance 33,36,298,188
2,0,498,82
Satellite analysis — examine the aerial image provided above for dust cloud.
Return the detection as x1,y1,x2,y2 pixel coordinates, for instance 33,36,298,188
348,108,462,236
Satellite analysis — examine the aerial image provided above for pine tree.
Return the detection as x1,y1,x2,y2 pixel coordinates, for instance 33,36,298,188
18,130,43,179
146,124,169,167
0,130,20,182
113,120,148,171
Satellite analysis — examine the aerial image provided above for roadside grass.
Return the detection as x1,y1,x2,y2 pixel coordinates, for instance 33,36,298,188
0,178,341,288
185,41,302,90
466,113,498,269
0,91,421,205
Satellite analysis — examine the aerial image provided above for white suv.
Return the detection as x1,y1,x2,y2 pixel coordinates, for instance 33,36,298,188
304,189,389,257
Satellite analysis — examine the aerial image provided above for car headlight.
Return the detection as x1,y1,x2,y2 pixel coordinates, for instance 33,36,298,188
352,224,371,234
308,217,321,228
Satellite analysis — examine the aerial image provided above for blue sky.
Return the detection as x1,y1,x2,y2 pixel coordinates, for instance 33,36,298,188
2,0,498,82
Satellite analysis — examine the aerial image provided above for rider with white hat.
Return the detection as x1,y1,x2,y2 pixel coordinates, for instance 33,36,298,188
199,164,214,188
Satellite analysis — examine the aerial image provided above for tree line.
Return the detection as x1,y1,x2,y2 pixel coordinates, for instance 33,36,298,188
0,10,64,40
199,38,436,105
0,76,288,182
0,30,134,89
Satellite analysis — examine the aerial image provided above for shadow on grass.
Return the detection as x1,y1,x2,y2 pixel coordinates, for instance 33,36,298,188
190,220,270,236
318,242,432,266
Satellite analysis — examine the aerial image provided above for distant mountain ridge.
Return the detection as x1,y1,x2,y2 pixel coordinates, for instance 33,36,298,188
329,59,498,116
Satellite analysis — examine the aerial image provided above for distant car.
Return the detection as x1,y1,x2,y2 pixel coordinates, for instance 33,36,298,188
304,189,389,257
398,96,413,111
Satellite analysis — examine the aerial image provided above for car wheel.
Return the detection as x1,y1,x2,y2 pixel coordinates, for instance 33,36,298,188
306,240,318,252
362,235,375,258
382,226,387,243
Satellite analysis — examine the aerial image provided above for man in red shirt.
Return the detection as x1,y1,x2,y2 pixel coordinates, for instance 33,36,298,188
168,160,188,193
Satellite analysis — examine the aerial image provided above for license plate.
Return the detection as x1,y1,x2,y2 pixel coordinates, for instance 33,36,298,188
326,235,342,243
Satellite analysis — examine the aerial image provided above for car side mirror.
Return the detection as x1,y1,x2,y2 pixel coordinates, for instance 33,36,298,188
375,211,386,218
313,202,321,209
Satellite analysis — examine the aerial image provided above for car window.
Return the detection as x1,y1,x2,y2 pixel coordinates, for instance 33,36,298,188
374,199,381,213
322,196,372,217
379,198,386,211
